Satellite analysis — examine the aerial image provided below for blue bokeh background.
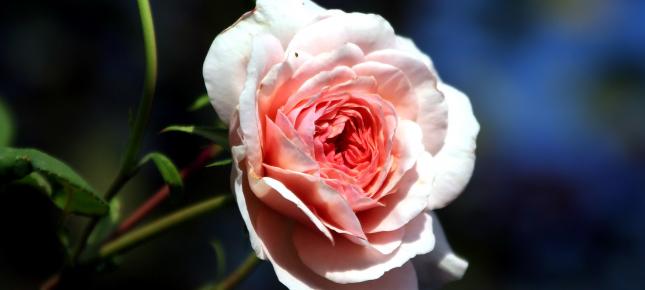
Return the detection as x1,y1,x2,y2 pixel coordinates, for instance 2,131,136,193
1,0,644,289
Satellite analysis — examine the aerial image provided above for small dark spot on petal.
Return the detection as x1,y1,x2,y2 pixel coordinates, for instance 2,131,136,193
295,52,299,58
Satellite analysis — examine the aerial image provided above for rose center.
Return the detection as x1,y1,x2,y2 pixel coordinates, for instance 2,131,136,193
313,100,375,170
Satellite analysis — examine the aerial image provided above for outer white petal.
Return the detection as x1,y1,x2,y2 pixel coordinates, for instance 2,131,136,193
285,12,397,57
293,213,435,284
229,110,266,259
413,213,469,288
427,83,480,209
395,36,437,76
203,0,325,123
237,34,284,176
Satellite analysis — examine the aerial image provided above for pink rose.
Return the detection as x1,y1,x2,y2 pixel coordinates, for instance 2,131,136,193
203,1,479,289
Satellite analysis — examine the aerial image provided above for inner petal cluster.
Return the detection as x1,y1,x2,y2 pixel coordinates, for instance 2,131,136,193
254,41,431,233
286,91,398,210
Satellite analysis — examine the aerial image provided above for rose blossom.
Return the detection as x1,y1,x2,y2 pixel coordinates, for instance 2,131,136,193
203,0,479,289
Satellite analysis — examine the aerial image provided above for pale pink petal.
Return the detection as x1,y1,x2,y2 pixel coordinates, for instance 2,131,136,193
293,42,366,83
428,83,479,209
283,66,357,114
393,120,426,175
293,213,435,284
264,164,366,240
285,12,397,57
263,117,318,173
343,262,419,290
327,76,378,95
237,35,284,176
413,213,469,288
367,227,405,255
203,0,324,123
352,61,417,120
255,207,419,290
229,111,267,258
366,49,448,155
259,176,334,242
394,36,436,75
253,0,325,47
369,120,425,201
359,151,433,233
257,60,297,122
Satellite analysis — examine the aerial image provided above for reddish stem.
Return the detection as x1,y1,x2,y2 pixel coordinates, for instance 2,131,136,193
109,145,221,240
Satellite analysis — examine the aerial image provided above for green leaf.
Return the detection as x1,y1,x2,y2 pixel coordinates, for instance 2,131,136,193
0,147,108,216
161,125,228,147
138,152,183,195
0,98,14,147
188,94,210,111
206,158,232,167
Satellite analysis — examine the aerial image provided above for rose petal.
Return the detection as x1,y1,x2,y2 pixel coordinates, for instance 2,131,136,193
263,117,318,173
352,61,417,120
293,213,435,284
366,119,425,201
293,42,366,84
229,111,267,258
413,213,469,288
359,151,433,233
394,36,436,75
366,49,448,155
283,66,357,115
428,83,479,209
367,227,405,255
393,120,425,178
237,34,284,176
285,12,397,57
259,176,335,242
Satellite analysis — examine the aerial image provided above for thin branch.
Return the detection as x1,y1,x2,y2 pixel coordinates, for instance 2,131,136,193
100,195,232,258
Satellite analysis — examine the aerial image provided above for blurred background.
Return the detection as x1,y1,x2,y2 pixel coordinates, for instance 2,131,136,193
1,0,644,289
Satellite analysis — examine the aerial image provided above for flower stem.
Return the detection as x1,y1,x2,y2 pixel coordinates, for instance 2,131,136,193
213,253,260,290
71,0,158,264
99,195,232,258
121,0,158,173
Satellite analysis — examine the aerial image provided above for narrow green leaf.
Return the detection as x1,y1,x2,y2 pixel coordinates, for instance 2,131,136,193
211,240,227,279
188,94,210,111
0,98,14,147
161,125,229,147
138,152,183,195
0,147,108,216
206,159,232,167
